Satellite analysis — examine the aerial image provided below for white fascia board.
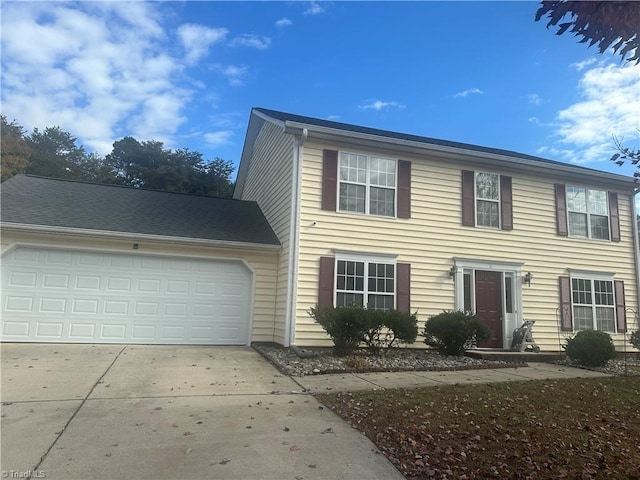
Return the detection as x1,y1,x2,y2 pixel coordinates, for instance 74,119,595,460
0,223,281,252
282,120,635,188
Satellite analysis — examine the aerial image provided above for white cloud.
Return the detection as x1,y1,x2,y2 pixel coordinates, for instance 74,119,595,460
211,64,249,86
0,3,259,157
454,88,483,98
528,93,543,106
177,24,228,65
275,18,292,28
571,58,597,71
203,130,233,147
547,62,640,165
304,2,325,15
0,2,196,155
359,100,405,111
230,34,271,50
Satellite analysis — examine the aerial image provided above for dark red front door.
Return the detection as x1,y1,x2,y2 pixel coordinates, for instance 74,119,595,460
475,270,503,348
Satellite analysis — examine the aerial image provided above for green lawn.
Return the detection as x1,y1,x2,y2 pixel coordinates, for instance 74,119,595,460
316,377,640,479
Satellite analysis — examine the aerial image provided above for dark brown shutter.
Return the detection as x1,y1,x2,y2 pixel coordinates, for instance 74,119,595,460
321,150,338,211
609,191,620,242
318,256,335,307
397,160,411,219
396,263,411,312
462,170,475,226
615,280,627,333
500,175,513,231
559,276,573,331
555,184,568,236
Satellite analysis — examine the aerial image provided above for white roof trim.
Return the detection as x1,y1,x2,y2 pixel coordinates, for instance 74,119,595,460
0,223,281,252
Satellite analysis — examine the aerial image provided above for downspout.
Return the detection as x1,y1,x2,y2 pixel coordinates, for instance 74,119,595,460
284,127,307,347
632,190,640,331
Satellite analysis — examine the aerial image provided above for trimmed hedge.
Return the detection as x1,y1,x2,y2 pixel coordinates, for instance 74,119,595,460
308,305,418,356
565,329,616,367
423,310,493,356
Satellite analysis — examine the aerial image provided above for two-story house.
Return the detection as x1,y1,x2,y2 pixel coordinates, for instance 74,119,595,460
235,108,639,351
1,107,638,351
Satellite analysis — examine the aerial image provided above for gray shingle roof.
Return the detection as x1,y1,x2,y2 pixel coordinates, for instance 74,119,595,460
1,175,280,246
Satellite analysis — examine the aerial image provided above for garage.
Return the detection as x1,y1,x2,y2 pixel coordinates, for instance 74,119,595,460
1,246,253,345
1,175,281,346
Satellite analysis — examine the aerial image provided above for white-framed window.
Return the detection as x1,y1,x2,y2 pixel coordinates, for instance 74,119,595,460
338,152,396,217
566,186,609,240
571,276,616,332
475,172,500,228
335,255,395,310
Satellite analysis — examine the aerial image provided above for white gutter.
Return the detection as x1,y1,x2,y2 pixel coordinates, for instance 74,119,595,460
284,127,307,347
0,223,281,252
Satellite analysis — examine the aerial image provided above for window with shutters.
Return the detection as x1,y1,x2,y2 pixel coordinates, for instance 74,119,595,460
462,170,512,230
335,257,395,310
476,172,500,228
566,187,610,240
571,276,616,332
338,152,396,217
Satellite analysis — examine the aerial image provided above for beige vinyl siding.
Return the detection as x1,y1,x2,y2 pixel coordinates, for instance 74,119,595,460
295,141,638,350
239,121,294,344
1,231,279,344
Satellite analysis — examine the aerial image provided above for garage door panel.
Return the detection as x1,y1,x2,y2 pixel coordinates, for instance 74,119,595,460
41,297,68,313
69,323,96,338
9,271,38,287
1,247,252,345
5,296,34,312
37,322,64,337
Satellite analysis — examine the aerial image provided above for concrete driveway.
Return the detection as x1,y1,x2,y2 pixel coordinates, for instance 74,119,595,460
1,344,403,480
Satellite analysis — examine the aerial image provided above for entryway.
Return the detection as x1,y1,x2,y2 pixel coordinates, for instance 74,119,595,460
452,258,524,349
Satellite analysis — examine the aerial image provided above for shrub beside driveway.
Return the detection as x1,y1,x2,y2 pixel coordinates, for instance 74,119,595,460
317,377,640,479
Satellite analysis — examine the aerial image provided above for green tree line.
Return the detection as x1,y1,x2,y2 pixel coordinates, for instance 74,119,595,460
1,115,235,198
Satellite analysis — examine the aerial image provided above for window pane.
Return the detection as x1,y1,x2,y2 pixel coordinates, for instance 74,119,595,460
337,292,364,307
368,263,395,293
339,183,366,213
476,173,499,200
367,294,394,311
369,158,396,187
370,187,395,216
596,307,615,332
574,306,593,330
337,261,364,294
505,277,513,314
590,215,610,240
477,200,499,227
572,278,592,304
339,153,366,183
567,187,586,212
594,280,614,306
589,190,608,215
463,273,472,312
568,212,588,237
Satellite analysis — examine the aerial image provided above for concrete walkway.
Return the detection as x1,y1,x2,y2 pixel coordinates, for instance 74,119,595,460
292,362,611,393
1,344,611,480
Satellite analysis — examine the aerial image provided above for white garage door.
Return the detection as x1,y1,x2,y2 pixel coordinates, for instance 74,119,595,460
1,246,253,345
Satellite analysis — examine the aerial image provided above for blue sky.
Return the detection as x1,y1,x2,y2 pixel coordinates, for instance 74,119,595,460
1,1,639,181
